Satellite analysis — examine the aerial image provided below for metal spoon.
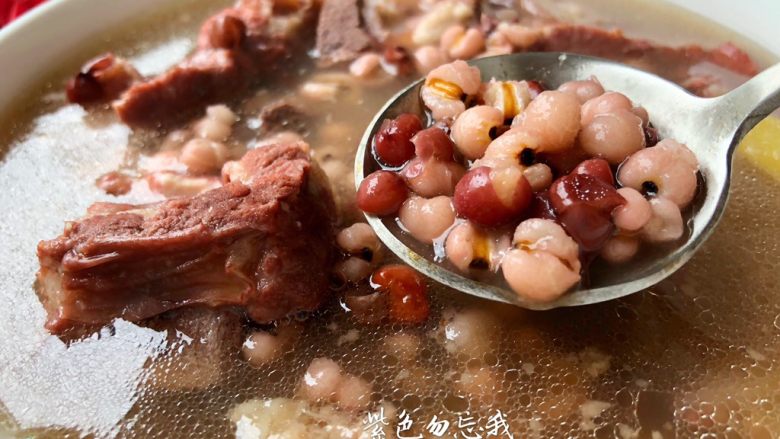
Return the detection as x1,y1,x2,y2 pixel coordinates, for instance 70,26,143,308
354,52,780,310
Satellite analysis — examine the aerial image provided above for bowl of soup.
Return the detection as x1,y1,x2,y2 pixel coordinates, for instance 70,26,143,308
0,1,778,438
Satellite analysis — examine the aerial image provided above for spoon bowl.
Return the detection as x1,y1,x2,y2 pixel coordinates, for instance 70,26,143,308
355,52,780,309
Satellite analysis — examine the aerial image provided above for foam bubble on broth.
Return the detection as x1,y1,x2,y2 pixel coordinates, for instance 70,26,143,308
0,1,778,438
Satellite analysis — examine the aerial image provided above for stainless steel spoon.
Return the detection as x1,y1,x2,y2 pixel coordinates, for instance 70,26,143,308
354,52,780,310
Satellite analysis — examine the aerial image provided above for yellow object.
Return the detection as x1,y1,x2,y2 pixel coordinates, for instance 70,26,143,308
738,115,780,182
427,78,463,100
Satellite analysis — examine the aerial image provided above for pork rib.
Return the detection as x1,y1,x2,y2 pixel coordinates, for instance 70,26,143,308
36,142,336,334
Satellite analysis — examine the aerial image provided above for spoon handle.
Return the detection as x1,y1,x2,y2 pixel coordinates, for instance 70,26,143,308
710,63,780,144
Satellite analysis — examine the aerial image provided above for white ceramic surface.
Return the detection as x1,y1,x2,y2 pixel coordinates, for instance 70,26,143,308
665,0,780,54
0,0,161,113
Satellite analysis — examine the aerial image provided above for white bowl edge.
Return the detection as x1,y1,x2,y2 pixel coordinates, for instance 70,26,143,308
0,0,161,114
665,0,780,55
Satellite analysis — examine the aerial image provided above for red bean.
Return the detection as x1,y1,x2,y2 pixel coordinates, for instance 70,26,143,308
370,265,430,325
644,124,659,147
383,45,414,76
372,113,423,167
453,166,532,227
548,173,626,252
543,147,590,175
356,171,409,216
549,173,625,215
528,192,557,221
412,126,455,161
558,204,615,252
571,158,615,186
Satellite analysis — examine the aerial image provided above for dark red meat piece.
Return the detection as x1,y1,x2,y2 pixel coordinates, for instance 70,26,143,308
315,0,373,65
114,49,252,128
36,142,336,334
109,0,315,127
201,13,248,50
710,42,759,76
527,24,758,96
258,99,309,135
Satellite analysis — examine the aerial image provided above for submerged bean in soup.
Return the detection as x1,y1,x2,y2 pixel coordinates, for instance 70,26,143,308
0,0,779,438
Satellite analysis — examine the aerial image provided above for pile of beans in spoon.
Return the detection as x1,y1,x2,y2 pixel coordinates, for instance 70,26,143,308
357,60,700,303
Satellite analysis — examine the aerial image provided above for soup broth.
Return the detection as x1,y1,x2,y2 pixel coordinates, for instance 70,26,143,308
0,1,778,438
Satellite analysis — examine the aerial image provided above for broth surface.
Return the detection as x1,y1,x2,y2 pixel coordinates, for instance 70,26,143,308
0,1,778,438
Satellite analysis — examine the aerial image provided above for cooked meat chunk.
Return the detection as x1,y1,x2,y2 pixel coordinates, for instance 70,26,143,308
195,1,292,59
36,142,336,334
316,0,373,65
114,49,252,128
108,0,315,127
521,24,758,95
531,25,757,73
259,99,309,135
65,53,141,105
199,12,250,50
